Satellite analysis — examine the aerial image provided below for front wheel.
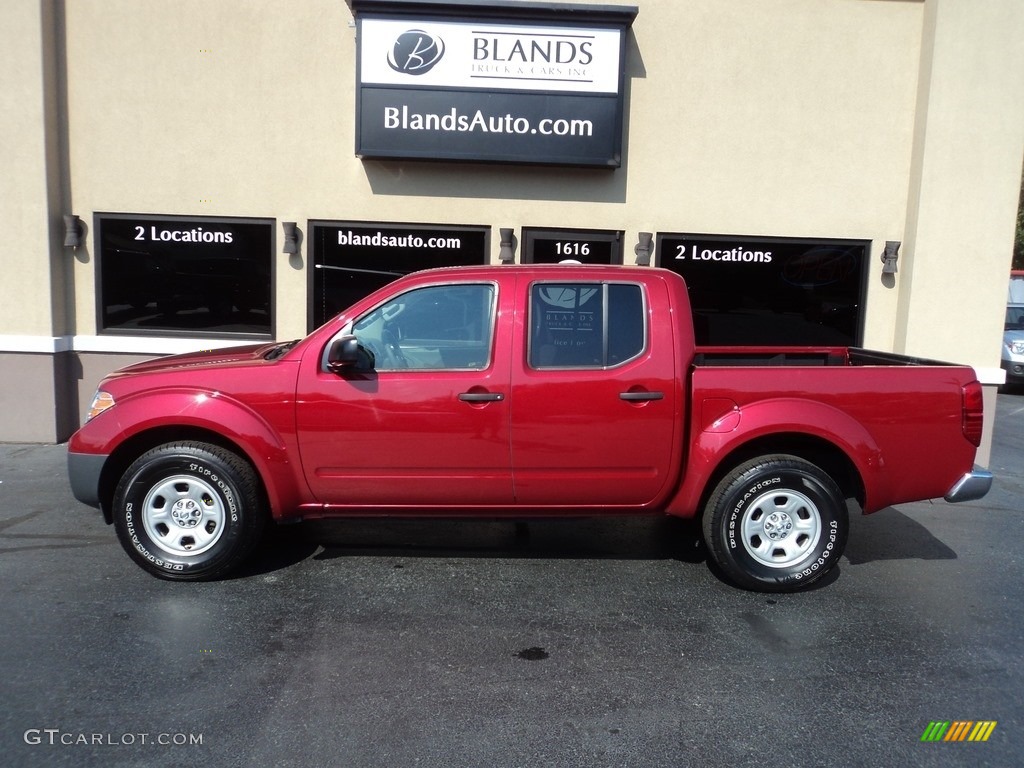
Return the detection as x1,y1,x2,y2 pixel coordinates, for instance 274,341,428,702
112,441,267,580
702,455,848,592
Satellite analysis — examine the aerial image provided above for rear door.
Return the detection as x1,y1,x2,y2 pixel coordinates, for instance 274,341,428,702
510,276,680,507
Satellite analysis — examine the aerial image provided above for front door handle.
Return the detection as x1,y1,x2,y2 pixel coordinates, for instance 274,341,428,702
458,392,505,402
619,391,664,402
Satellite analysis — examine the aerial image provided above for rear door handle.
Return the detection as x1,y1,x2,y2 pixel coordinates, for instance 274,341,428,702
619,391,664,402
458,392,505,402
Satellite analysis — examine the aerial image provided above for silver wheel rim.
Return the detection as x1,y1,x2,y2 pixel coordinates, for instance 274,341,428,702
141,474,226,557
740,487,822,568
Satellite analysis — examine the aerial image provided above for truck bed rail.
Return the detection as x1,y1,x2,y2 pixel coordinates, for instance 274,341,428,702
693,347,961,368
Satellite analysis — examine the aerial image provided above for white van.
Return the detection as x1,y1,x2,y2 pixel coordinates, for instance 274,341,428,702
1002,271,1024,385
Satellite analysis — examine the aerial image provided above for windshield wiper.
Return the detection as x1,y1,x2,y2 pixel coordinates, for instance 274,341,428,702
264,340,298,361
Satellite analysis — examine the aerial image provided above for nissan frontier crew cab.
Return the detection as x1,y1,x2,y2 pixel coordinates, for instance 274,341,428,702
67,265,992,591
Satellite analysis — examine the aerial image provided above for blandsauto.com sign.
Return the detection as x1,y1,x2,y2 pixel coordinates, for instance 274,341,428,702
355,8,634,166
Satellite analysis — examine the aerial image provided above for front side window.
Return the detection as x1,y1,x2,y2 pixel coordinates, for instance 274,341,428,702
529,282,645,369
351,283,496,370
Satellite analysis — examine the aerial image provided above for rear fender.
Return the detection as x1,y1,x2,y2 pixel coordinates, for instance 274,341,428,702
668,397,884,517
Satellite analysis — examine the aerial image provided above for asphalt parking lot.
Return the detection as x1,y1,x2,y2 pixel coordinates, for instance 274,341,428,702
2,395,1022,768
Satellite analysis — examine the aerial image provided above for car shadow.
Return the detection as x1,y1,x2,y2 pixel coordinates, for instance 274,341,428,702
252,515,707,569
229,525,322,579
235,505,956,580
844,506,957,565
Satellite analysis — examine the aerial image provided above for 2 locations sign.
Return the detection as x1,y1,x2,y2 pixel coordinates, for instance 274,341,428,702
354,2,636,166
658,233,869,347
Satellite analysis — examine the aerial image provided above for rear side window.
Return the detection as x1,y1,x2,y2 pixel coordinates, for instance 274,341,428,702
529,282,645,369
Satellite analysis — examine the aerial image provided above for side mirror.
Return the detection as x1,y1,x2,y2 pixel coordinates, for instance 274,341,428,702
327,335,374,373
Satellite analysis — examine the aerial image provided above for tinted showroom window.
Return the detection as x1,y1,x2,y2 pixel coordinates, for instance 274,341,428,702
529,282,645,368
521,227,623,264
657,234,868,346
309,221,488,330
96,214,273,337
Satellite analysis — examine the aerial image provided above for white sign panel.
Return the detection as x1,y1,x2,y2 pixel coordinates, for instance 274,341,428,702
360,18,623,94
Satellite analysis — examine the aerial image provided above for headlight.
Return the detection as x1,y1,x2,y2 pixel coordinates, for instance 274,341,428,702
85,391,115,421
1011,341,1024,355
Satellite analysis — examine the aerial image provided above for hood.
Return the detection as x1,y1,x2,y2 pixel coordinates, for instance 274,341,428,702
107,341,286,378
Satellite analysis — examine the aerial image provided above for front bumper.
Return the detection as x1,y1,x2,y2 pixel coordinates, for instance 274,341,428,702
944,468,994,503
1001,359,1024,383
67,451,108,507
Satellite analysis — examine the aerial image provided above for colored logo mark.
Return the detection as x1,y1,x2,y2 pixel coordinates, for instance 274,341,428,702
920,721,997,742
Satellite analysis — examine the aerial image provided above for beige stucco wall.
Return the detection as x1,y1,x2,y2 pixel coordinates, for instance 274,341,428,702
2,0,64,337
897,0,1024,368
1,0,1023,443
57,0,932,344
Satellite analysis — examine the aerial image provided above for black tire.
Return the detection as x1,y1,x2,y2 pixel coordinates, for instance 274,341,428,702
112,441,267,580
702,454,848,592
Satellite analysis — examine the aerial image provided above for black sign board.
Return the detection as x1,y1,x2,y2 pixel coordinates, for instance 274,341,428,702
358,88,622,166
657,233,869,346
309,221,488,329
96,213,273,337
522,227,622,264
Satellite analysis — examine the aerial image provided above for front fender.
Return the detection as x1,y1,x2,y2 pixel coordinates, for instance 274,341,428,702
669,397,886,517
69,387,304,519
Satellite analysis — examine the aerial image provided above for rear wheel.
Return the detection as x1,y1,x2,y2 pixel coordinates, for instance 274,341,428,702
112,441,266,580
702,455,848,592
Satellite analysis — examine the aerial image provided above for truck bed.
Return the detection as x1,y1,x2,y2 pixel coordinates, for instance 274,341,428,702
687,345,982,515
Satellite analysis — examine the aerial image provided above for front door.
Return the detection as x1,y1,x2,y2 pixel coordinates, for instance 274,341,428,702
296,281,514,507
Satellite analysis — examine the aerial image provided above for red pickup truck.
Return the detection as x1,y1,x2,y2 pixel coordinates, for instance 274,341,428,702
67,265,991,591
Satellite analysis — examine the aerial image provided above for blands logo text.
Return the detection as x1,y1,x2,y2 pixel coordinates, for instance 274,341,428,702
473,33,594,66
470,33,596,84
920,721,997,742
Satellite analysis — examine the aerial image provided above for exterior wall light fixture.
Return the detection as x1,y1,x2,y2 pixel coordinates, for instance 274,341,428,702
634,231,653,265
499,228,517,263
63,214,83,249
881,240,900,275
282,221,300,254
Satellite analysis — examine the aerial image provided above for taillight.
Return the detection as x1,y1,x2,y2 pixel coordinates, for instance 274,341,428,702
962,381,984,447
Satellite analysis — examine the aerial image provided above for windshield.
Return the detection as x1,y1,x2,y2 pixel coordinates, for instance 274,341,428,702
1006,306,1024,331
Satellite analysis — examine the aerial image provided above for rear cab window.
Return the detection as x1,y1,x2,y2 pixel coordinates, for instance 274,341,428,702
528,282,646,369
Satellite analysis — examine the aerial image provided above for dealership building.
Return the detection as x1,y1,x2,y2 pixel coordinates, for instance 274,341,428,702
3,0,1024,462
